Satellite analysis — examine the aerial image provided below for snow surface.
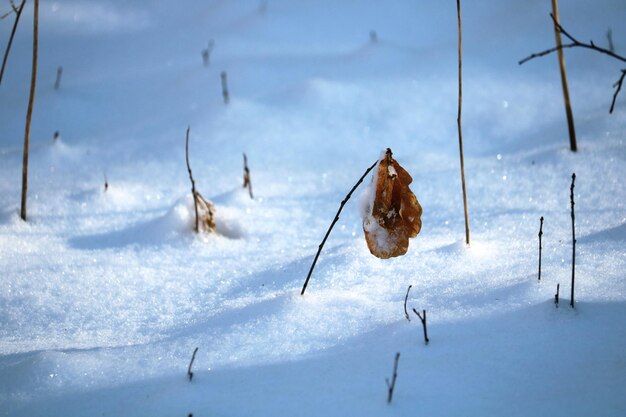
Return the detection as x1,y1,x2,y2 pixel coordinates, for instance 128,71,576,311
1,0,625,416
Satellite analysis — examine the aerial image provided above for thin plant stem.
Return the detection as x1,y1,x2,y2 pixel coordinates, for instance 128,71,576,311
570,173,576,308
185,127,199,233
403,285,412,322
456,0,470,245
551,0,577,152
538,216,544,281
386,352,400,404
300,160,377,295
20,0,39,221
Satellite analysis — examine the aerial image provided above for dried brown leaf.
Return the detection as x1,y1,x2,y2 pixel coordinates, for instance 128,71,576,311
363,149,422,259
195,192,216,233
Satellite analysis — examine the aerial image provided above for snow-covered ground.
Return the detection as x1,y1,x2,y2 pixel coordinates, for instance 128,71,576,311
1,0,625,416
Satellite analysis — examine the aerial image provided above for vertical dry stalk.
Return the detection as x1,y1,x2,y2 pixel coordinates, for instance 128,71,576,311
456,0,470,245
403,285,412,322
187,347,199,381
221,71,230,104
538,216,544,281
20,0,39,221
570,173,576,308
555,283,560,307
0,0,25,86
243,153,253,199
412,308,429,345
606,28,615,53
54,66,62,90
386,352,400,404
185,127,200,233
551,0,577,152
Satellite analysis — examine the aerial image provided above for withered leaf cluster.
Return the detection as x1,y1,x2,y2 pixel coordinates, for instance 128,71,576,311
363,148,422,259
194,191,216,233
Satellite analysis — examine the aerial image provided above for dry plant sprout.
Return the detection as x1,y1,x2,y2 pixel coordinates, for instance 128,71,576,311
185,127,216,234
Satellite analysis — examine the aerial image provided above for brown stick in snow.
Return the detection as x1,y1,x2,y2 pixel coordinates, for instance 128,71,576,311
20,0,39,221
456,0,470,245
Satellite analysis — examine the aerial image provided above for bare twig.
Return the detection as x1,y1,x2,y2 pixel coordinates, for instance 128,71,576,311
243,153,253,199
385,352,400,404
403,285,412,322
300,160,378,295
538,216,544,281
456,0,470,245
555,283,560,307
201,39,214,67
0,0,25,86
570,173,576,308
185,127,200,233
221,71,230,104
519,13,626,114
54,66,63,90
187,347,199,381
20,0,38,221
412,308,429,345
610,70,626,114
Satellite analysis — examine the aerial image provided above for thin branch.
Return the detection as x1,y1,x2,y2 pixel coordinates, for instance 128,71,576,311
385,352,400,404
403,285,412,322
520,14,626,65
187,347,199,381
519,13,626,113
412,308,429,345
456,0,470,245
20,0,38,221
0,0,25,86
185,127,200,233
300,160,378,295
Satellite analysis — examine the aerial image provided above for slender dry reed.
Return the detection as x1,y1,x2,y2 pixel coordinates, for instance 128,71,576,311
20,0,39,221
456,0,470,245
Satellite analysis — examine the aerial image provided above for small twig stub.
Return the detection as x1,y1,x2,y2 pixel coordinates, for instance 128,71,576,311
187,347,199,381
243,153,254,199
412,308,429,345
